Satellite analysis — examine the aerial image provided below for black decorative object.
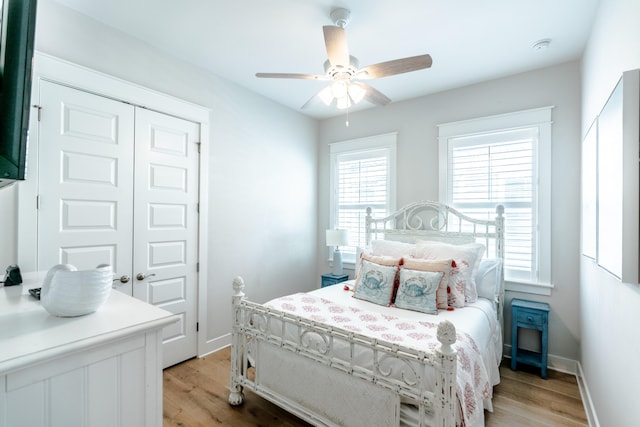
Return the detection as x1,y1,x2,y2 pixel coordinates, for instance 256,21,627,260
2,264,22,286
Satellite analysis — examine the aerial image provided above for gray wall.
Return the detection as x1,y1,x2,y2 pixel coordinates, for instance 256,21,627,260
580,0,640,425
318,61,583,363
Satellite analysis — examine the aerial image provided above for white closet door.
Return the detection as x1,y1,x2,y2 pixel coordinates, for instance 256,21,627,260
37,80,136,294
132,108,200,367
37,81,200,367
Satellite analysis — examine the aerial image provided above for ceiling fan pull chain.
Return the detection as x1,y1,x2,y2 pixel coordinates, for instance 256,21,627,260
345,102,350,127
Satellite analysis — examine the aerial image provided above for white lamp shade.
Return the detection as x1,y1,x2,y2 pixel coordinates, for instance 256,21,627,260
330,80,348,99
336,95,351,110
318,86,334,106
348,83,366,104
326,229,349,247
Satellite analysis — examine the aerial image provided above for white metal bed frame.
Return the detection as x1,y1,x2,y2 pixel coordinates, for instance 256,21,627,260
229,201,505,427
365,201,505,332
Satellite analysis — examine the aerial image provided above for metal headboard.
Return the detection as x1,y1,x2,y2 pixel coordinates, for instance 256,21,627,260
365,201,505,260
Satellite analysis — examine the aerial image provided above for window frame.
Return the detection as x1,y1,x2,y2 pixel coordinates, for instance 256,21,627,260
438,107,553,295
329,132,397,267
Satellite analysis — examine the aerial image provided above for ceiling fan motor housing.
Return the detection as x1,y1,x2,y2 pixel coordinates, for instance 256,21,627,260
323,56,359,80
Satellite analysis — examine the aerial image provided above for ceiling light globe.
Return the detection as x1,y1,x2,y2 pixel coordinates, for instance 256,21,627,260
331,81,348,99
348,83,365,104
336,96,351,110
318,86,334,105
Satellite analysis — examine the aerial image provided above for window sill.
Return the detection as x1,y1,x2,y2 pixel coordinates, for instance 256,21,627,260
505,280,554,296
341,260,357,271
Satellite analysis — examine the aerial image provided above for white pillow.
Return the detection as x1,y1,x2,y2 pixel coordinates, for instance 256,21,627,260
371,240,415,258
475,258,503,303
413,240,485,305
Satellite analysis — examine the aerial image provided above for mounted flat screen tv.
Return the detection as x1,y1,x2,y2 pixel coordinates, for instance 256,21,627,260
0,0,38,188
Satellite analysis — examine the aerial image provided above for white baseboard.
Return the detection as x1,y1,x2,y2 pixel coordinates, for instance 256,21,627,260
503,344,577,374
546,353,578,375
198,333,231,358
576,361,600,427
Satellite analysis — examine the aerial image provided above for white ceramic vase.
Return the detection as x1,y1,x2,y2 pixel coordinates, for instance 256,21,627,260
40,264,113,317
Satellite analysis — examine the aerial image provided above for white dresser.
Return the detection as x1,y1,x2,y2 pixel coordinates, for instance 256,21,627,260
0,282,176,427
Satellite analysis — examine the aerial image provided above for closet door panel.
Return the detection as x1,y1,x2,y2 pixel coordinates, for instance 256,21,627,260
37,81,135,294
132,107,200,367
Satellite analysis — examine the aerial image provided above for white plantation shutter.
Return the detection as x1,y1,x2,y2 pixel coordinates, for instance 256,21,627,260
330,134,396,264
438,107,552,290
448,129,537,282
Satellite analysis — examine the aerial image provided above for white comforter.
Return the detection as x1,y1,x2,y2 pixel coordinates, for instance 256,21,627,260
264,281,502,426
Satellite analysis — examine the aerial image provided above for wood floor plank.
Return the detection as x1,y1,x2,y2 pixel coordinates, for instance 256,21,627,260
163,348,588,426
164,351,309,427
500,364,582,400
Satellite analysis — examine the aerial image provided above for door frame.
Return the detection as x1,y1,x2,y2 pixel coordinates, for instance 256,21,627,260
18,51,211,359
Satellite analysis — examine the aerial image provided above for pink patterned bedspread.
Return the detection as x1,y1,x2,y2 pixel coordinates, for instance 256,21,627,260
265,292,492,426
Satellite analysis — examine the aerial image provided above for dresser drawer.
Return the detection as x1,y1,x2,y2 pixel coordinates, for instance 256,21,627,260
516,309,544,327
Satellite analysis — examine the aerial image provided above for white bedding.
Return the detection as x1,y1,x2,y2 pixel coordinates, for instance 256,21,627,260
312,281,503,388
263,280,502,426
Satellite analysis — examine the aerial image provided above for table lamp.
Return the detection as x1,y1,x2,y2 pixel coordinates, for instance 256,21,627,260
326,229,349,275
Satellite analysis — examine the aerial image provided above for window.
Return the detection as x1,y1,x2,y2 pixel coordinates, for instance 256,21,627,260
329,133,397,265
438,107,552,294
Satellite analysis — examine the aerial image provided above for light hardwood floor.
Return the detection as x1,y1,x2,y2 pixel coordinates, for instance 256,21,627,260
163,347,588,427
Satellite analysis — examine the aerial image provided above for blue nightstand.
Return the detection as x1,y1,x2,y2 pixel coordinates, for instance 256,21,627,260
510,298,550,379
321,273,349,288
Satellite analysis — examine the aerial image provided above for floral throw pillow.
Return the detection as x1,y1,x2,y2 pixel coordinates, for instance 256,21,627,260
447,260,469,308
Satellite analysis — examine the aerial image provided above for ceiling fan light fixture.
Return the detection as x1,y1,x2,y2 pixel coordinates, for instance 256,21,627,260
318,86,334,106
336,96,351,110
256,8,432,112
330,80,349,99
348,83,366,104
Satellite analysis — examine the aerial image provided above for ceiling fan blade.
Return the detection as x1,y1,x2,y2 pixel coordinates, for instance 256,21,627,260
358,54,433,79
256,72,327,80
352,82,391,106
323,25,350,67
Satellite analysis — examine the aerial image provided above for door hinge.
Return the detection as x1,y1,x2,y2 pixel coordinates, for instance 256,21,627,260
36,195,40,209
195,142,201,153
196,262,200,272
196,322,199,332
32,105,42,121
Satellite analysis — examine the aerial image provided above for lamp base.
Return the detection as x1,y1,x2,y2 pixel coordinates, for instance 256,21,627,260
332,249,343,276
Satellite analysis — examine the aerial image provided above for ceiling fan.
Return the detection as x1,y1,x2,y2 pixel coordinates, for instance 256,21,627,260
256,8,433,111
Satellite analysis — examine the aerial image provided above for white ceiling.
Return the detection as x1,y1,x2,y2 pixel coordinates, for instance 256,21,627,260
52,0,600,119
